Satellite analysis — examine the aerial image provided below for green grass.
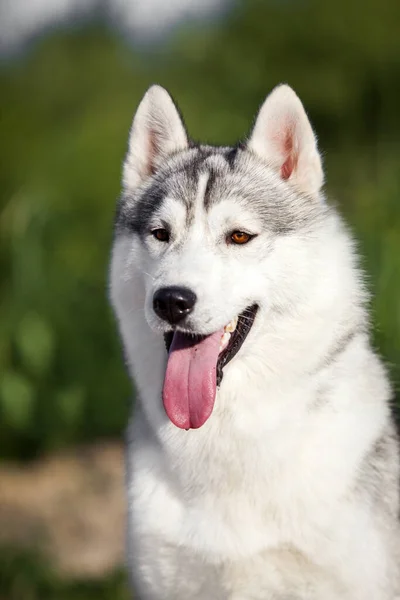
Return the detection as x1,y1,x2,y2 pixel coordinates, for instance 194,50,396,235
0,547,129,600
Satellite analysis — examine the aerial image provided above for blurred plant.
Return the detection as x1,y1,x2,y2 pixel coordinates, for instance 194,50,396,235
0,546,129,600
0,0,399,458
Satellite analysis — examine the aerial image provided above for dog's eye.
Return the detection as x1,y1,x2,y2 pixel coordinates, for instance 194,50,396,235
152,228,170,243
229,231,253,245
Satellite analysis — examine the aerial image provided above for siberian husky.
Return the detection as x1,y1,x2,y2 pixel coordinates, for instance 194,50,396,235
109,84,400,599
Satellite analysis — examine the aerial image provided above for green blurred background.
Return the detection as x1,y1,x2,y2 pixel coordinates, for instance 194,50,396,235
0,0,399,597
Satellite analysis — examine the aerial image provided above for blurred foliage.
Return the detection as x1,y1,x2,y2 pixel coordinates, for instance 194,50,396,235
0,0,400,459
0,547,129,600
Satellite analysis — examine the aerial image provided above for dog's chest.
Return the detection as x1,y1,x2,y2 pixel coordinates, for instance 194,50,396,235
130,417,334,561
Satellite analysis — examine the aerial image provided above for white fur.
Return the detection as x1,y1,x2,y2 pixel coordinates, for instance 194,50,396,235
248,84,324,197
110,85,400,599
123,85,188,190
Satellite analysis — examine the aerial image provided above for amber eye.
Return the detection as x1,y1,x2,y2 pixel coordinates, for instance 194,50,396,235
230,231,253,245
152,228,170,243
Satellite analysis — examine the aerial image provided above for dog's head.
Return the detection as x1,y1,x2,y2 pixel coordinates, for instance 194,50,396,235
110,84,330,430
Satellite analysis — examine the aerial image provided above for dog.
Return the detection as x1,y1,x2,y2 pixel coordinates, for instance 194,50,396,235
109,83,400,599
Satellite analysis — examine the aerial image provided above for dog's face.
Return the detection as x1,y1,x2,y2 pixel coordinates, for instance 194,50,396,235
110,84,327,430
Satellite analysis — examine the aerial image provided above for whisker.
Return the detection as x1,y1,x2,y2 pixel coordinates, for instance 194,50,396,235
125,306,146,316
238,315,256,325
141,270,155,281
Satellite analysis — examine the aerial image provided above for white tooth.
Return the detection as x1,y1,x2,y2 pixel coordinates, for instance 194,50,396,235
220,331,231,350
225,317,238,333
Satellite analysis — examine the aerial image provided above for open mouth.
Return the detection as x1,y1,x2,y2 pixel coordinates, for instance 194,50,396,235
162,304,258,430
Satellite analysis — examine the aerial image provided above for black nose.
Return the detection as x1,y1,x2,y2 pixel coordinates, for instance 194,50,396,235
153,286,197,325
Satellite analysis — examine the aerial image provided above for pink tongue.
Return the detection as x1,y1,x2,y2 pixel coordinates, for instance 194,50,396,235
163,329,223,429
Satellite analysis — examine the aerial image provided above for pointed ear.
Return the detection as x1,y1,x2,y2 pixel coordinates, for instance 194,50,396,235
123,85,188,189
247,85,324,197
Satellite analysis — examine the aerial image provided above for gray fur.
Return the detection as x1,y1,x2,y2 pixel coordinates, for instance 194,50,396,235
116,144,328,239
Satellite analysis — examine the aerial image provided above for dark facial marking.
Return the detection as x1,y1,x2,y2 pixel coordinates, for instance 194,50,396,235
224,144,244,170
203,169,217,209
117,177,170,236
115,139,327,241
116,147,226,235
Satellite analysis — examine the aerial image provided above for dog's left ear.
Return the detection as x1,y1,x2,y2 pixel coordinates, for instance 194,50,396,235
247,85,324,197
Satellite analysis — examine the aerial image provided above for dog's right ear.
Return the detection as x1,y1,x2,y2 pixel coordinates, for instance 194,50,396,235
123,85,188,190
